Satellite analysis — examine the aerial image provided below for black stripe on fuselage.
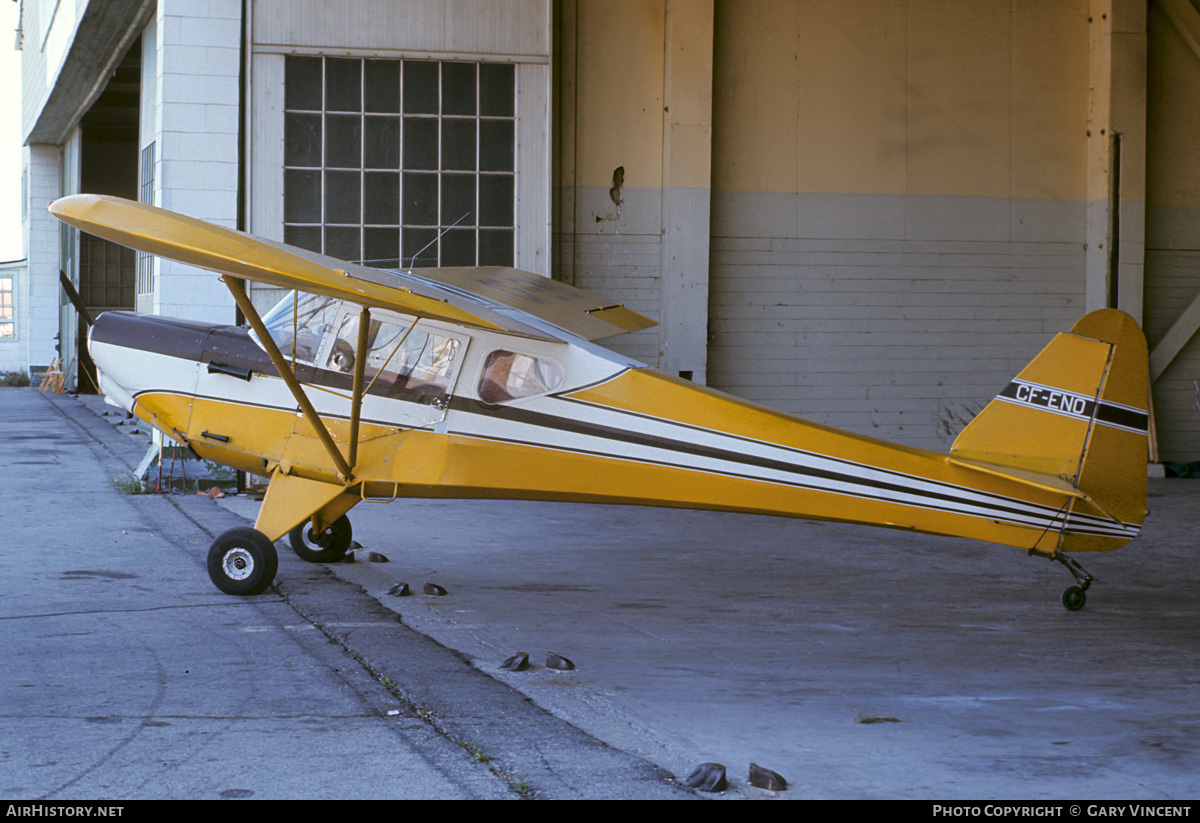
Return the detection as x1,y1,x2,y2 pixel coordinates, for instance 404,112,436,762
455,425,1132,537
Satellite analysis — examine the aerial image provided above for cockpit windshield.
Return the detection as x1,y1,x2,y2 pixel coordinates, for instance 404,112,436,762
251,291,341,364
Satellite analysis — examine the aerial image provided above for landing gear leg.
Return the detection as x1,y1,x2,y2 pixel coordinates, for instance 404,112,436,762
1029,549,1093,611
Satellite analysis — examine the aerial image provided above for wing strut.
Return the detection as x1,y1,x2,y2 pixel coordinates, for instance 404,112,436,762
347,305,371,470
223,276,354,483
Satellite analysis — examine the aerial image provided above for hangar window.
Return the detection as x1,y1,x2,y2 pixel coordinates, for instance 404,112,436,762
478,350,563,404
0,276,13,338
80,233,135,310
283,56,516,269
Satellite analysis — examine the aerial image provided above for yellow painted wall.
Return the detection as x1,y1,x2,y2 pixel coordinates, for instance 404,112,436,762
1147,0,1200,212
571,0,665,190
712,0,1090,203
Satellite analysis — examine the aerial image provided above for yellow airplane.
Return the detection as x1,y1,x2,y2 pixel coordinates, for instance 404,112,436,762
50,194,1151,610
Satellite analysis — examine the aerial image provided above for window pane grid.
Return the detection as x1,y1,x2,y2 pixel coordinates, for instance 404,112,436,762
0,276,13,339
80,234,136,310
284,56,515,268
136,142,155,296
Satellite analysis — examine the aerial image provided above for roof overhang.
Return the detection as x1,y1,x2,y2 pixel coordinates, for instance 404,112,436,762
24,0,156,146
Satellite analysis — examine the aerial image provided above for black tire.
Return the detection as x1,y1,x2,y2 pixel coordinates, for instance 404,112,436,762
1061,585,1086,611
289,515,353,563
207,527,278,595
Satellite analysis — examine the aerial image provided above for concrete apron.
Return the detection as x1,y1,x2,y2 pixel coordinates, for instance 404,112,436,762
53,390,1200,798
20,389,689,800
219,448,1200,798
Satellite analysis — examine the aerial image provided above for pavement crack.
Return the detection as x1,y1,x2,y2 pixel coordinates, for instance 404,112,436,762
275,579,541,797
0,600,284,621
0,712,385,721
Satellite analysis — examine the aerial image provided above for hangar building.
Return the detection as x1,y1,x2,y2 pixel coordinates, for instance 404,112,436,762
16,0,1200,460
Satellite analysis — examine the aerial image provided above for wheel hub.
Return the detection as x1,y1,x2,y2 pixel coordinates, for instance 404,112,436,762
222,547,255,580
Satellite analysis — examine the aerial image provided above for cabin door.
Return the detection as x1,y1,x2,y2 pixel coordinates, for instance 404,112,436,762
315,308,470,432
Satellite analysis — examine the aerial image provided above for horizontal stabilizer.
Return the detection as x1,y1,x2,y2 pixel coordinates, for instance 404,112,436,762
945,455,1130,534
945,455,1086,499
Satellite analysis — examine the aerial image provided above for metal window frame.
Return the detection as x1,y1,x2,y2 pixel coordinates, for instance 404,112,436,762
136,141,156,297
0,275,14,339
282,56,516,269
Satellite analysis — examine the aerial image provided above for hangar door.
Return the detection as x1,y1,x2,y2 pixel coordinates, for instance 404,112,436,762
1145,0,1200,463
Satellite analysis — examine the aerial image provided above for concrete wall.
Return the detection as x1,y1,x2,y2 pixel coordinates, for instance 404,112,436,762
21,144,63,374
19,0,76,376
17,0,1197,459
20,0,85,141
554,0,713,377
146,0,242,322
19,0,239,370
557,0,1103,451
22,0,154,145
251,0,549,55
556,0,666,367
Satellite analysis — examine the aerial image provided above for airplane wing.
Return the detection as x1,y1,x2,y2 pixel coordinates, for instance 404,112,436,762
373,266,656,341
48,194,656,342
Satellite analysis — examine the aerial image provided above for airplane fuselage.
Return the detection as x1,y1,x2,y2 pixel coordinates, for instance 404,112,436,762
89,303,1139,557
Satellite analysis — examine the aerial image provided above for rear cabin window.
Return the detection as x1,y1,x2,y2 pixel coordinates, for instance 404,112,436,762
478,350,563,404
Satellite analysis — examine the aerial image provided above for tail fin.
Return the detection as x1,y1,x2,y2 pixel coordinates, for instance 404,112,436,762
950,309,1149,551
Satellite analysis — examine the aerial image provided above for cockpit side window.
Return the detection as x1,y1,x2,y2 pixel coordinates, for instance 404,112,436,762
478,350,564,404
253,291,341,365
326,313,461,400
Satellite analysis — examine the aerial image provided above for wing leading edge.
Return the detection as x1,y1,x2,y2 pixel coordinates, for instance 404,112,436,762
48,194,656,342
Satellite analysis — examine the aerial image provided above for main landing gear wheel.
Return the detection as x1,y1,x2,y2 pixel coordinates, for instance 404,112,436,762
207,527,278,595
289,515,353,563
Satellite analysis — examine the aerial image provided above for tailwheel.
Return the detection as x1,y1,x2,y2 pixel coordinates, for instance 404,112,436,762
207,527,278,595
289,514,352,563
1061,586,1087,611
1029,548,1093,611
